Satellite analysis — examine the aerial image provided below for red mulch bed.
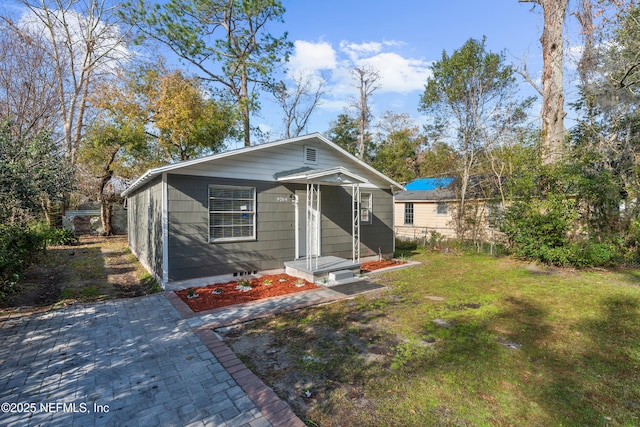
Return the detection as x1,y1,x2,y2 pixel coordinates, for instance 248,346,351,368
175,273,318,312
360,258,407,273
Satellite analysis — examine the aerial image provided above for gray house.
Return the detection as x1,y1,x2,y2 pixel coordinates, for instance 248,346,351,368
122,133,403,288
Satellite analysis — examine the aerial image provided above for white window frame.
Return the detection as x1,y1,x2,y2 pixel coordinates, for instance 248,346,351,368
360,192,372,225
209,185,256,242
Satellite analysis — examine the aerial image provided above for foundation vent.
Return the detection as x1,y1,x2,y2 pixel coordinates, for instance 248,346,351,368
233,270,257,277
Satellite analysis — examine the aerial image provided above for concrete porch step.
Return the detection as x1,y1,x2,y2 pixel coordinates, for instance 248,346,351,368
284,256,361,283
329,270,354,282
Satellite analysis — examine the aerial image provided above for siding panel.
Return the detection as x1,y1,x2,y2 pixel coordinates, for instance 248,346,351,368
166,175,299,281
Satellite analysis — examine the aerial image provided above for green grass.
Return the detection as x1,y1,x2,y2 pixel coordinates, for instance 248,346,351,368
233,251,640,426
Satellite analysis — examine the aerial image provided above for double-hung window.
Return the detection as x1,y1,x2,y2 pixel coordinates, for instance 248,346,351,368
360,192,372,224
209,186,256,242
404,202,414,225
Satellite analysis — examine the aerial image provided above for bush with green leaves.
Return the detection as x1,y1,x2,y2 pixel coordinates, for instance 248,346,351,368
44,226,78,246
0,119,75,225
499,196,632,267
500,196,576,259
0,222,77,302
0,224,46,301
395,238,418,251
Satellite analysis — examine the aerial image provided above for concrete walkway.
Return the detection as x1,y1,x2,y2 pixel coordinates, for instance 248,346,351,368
0,293,309,427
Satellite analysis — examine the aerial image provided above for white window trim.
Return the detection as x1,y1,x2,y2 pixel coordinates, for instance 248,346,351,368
360,192,372,225
209,185,257,243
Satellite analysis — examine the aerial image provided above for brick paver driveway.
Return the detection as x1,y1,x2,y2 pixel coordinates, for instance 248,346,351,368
0,294,295,426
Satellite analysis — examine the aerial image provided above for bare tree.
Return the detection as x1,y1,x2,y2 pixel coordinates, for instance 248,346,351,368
0,22,59,139
573,0,596,85
6,0,131,164
519,0,568,164
351,66,381,160
274,71,325,139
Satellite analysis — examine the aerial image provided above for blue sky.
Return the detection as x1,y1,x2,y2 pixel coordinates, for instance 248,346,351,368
254,0,562,142
3,0,587,146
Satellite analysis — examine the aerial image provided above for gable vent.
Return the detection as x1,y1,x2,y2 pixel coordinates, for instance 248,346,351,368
304,145,318,164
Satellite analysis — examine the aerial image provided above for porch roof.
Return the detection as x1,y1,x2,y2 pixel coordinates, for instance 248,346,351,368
275,166,368,186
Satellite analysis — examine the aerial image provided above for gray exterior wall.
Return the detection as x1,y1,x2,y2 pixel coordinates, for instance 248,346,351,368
127,176,164,282
164,175,394,282
320,187,394,259
361,188,395,257
166,174,300,282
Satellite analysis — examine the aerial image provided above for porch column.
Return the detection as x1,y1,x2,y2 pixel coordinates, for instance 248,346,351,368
352,183,360,263
306,181,320,271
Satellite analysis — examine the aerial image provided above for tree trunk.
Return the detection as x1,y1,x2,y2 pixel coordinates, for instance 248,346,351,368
100,198,113,236
520,0,568,164
359,78,367,159
98,170,114,236
241,65,251,147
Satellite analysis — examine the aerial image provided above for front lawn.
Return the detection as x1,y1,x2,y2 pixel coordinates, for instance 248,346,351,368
222,251,640,426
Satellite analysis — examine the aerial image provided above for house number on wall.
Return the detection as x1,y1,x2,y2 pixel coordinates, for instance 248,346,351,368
276,196,289,202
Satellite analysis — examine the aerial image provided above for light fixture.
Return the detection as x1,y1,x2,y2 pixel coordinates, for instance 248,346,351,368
337,173,343,182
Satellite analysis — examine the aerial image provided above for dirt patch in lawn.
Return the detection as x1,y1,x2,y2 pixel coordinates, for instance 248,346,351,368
219,293,402,425
175,274,319,312
0,235,158,317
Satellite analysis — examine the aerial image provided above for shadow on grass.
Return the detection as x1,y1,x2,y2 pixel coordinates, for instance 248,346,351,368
226,269,640,426
619,269,640,285
2,240,106,309
504,294,640,425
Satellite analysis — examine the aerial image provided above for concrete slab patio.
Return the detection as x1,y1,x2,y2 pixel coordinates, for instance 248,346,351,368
0,294,304,427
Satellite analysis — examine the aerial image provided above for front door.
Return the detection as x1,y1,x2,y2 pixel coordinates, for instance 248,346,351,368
295,188,320,259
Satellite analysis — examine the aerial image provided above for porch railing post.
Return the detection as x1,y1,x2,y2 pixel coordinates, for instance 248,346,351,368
352,183,360,263
306,181,320,271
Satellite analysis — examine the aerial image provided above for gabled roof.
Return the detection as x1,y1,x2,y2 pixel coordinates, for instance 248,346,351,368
277,166,368,186
122,133,403,197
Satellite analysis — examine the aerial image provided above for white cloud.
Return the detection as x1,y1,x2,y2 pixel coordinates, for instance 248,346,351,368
359,52,432,93
288,40,337,73
339,40,383,61
382,40,407,49
287,38,433,123
317,98,350,113
565,44,584,71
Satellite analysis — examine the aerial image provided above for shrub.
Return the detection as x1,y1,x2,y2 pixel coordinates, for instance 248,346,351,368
44,227,78,246
29,221,78,246
395,238,418,251
0,224,46,301
500,197,580,265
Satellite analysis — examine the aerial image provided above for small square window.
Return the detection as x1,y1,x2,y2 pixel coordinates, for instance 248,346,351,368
437,202,448,215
